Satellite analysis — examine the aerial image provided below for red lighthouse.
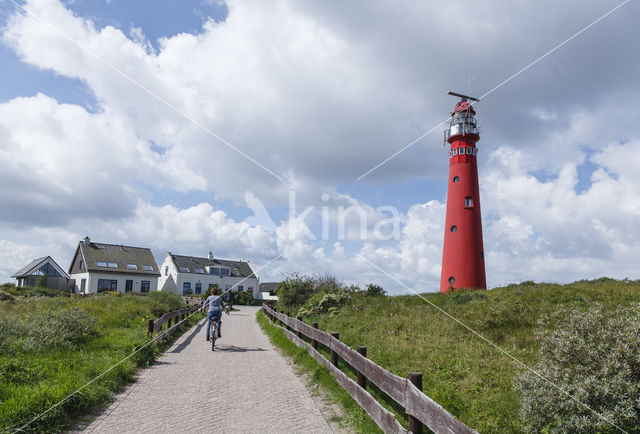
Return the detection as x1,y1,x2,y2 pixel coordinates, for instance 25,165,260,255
440,92,486,292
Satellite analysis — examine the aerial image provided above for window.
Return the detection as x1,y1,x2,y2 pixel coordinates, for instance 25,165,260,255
210,267,219,275
127,264,138,270
97,279,117,292
79,259,83,270
248,287,253,293
107,262,118,268
466,147,472,155
450,225,458,232
453,176,460,183
195,268,204,274
125,280,133,292
182,282,192,295
238,285,244,291
80,279,86,293
179,266,190,273
96,261,108,267
449,151,452,158
220,268,230,277
452,148,458,156
473,148,478,156
143,265,154,271
448,276,455,285
141,280,150,293
165,266,168,276
195,282,202,294
465,197,473,207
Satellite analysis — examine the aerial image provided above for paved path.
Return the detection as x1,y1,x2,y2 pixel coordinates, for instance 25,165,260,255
79,306,334,433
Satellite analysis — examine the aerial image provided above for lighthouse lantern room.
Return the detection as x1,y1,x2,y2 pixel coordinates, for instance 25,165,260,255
440,92,487,292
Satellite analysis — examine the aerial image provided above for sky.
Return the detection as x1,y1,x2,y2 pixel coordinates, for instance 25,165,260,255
1,0,639,294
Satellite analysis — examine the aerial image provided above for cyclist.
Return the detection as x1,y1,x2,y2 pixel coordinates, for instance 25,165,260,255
224,289,234,314
203,286,225,341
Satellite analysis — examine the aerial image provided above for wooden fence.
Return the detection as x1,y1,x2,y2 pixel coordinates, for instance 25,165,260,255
146,306,201,339
262,304,477,434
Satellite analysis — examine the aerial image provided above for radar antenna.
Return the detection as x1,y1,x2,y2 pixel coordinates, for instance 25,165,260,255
447,91,480,102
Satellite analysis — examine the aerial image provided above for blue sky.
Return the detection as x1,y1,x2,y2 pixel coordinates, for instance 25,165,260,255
1,0,639,293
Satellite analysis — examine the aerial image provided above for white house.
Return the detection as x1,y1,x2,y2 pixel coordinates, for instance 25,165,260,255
68,237,160,294
157,252,260,298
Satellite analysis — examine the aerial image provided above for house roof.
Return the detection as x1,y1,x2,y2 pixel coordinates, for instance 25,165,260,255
75,241,160,276
169,254,257,279
12,256,69,278
259,282,280,292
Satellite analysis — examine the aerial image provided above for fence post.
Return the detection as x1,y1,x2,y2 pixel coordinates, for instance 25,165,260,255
286,313,291,331
312,322,319,350
408,373,423,434
357,346,367,389
296,316,303,338
330,332,340,367
168,316,172,328
147,319,154,337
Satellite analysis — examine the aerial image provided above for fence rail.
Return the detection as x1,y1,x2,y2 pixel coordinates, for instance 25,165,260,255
146,306,200,339
262,304,477,434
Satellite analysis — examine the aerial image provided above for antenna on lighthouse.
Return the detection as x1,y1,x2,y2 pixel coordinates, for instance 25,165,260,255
447,91,480,102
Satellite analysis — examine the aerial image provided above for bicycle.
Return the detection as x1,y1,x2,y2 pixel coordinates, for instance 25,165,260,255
209,315,221,351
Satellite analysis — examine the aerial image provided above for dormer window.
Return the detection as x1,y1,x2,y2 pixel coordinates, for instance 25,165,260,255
220,268,230,277
127,264,138,270
107,262,118,268
452,148,458,156
143,265,154,271
195,268,204,274
179,266,190,273
96,261,107,267
209,267,219,275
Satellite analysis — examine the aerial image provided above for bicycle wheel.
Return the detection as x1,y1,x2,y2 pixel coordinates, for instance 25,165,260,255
210,323,217,351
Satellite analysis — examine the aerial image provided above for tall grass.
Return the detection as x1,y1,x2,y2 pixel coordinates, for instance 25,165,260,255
280,278,640,433
0,292,203,433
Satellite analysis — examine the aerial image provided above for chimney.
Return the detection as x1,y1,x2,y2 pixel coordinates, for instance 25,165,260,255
208,251,214,260
83,236,91,246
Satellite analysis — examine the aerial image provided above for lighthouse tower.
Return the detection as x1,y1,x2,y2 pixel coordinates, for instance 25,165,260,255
440,92,486,292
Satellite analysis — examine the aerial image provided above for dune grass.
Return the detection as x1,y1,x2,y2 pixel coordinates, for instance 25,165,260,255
0,292,204,433
273,278,640,433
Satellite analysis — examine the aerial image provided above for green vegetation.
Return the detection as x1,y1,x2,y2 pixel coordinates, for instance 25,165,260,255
1,283,66,297
272,276,640,433
0,291,204,433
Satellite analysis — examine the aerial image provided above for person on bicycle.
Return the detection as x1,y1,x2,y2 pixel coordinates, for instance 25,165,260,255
223,289,234,313
203,286,225,341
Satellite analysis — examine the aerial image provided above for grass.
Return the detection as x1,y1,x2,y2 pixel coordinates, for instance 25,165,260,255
274,277,640,433
0,290,205,433
256,310,382,433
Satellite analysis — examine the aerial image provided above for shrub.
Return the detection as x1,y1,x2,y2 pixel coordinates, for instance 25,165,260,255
365,283,386,296
234,291,261,306
516,303,640,433
0,290,15,303
276,273,316,309
36,275,48,288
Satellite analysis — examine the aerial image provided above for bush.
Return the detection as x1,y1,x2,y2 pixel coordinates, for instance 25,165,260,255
516,303,640,433
234,291,261,306
365,283,386,296
36,275,48,288
276,273,316,309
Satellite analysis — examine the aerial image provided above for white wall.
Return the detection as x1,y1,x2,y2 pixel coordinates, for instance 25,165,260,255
70,272,158,295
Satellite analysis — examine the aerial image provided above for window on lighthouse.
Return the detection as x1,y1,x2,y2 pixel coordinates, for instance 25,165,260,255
452,148,458,156
465,197,473,207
